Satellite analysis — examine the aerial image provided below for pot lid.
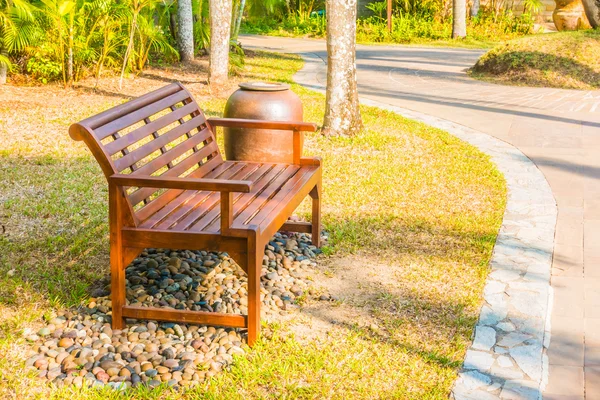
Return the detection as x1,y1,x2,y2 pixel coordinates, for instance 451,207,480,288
238,82,290,92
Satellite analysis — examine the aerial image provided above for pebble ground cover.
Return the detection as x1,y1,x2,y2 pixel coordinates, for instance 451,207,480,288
0,51,506,399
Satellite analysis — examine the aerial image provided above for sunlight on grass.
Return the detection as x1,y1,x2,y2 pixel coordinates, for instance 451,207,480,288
0,51,505,399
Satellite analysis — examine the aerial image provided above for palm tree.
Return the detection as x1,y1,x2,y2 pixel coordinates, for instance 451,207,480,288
323,0,362,136
119,0,159,89
0,0,36,84
208,0,232,90
178,0,194,61
452,0,466,38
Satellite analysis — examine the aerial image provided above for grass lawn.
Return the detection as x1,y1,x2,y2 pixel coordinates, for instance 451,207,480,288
0,51,506,399
470,29,600,89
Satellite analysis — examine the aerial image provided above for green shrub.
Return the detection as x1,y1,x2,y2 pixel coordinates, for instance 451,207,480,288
26,49,62,84
242,6,534,45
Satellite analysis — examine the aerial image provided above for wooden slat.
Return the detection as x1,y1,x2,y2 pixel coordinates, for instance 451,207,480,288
129,152,223,212
145,163,251,230
121,227,249,250
94,90,190,140
193,164,291,233
184,164,278,233
128,143,219,206
105,102,200,155
121,306,247,328
110,174,253,192
280,221,312,233
165,163,265,231
222,165,301,232
114,124,213,173
81,83,182,131
130,129,217,177
258,170,321,243
244,166,317,230
135,160,234,224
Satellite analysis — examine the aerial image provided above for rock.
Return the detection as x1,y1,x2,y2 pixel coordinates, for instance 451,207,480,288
58,338,74,348
162,348,175,360
47,367,62,380
96,371,109,383
38,328,51,337
145,369,158,378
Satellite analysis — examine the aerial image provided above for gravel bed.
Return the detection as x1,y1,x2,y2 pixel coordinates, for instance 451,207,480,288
22,232,325,390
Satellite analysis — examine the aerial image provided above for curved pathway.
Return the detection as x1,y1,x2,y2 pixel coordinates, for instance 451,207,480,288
241,34,600,399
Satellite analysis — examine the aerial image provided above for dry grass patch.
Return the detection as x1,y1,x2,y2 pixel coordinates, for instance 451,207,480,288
0,51,505,399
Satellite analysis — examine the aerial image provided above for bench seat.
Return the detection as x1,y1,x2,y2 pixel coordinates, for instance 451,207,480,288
136,161,319,235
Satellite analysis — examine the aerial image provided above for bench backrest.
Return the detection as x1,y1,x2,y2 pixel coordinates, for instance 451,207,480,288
69,82,222,224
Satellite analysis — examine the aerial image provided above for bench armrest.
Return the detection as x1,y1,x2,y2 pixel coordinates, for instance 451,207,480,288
207,118,317,132
109,174,253,193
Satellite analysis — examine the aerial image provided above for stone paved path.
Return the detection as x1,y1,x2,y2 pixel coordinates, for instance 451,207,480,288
241,34,600,399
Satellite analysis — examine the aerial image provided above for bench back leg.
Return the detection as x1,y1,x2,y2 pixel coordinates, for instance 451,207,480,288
310,183,322,248
109,184,126,330
246,236,263,346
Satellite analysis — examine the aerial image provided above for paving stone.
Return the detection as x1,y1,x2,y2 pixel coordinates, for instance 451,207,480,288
497,332,531,348
490,365,524,381
500,379,540,400
464,350,495,372
457,371,491,390
497,322,516,332
479,305,508,326
472,327,496,352
497,355,513,368
507,290,546,318
510,343,543,381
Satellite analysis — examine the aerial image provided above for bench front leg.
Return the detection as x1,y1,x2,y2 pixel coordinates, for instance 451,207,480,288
109,184,126,330
246,234,263,346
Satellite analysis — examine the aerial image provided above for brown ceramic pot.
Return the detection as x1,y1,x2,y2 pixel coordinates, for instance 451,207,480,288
223,82,304,163
553,0,592,30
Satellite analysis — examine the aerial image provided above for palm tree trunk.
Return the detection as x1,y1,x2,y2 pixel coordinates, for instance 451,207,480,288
322,0,362,137
471,0,480,17
68,11,74,86
209,0,233,90
119,12,138,90
232,0,245,41
178,0,195,62
169,10,177,42
452,0,467,38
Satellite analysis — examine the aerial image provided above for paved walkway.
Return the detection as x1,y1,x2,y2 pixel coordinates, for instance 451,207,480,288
241,34,600,399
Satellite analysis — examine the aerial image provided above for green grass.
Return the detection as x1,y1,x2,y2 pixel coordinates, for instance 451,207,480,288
470,29,600,89
0,52,506,399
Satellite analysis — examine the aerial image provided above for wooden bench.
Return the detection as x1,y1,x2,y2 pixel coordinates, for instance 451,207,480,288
69,82,322,345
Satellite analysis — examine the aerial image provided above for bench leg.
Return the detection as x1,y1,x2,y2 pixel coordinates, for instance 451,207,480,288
310,183,322,248
108,184,125,330
110,245,126,329
247,236,262,346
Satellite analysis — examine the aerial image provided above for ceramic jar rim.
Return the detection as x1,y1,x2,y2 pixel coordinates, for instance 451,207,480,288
238,82,290,92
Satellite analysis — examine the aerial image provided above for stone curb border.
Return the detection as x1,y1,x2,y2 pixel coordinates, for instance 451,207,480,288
293,52,558,400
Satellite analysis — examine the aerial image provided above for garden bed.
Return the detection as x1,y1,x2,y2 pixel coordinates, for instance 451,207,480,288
470,30,600,89
0,51,505,398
